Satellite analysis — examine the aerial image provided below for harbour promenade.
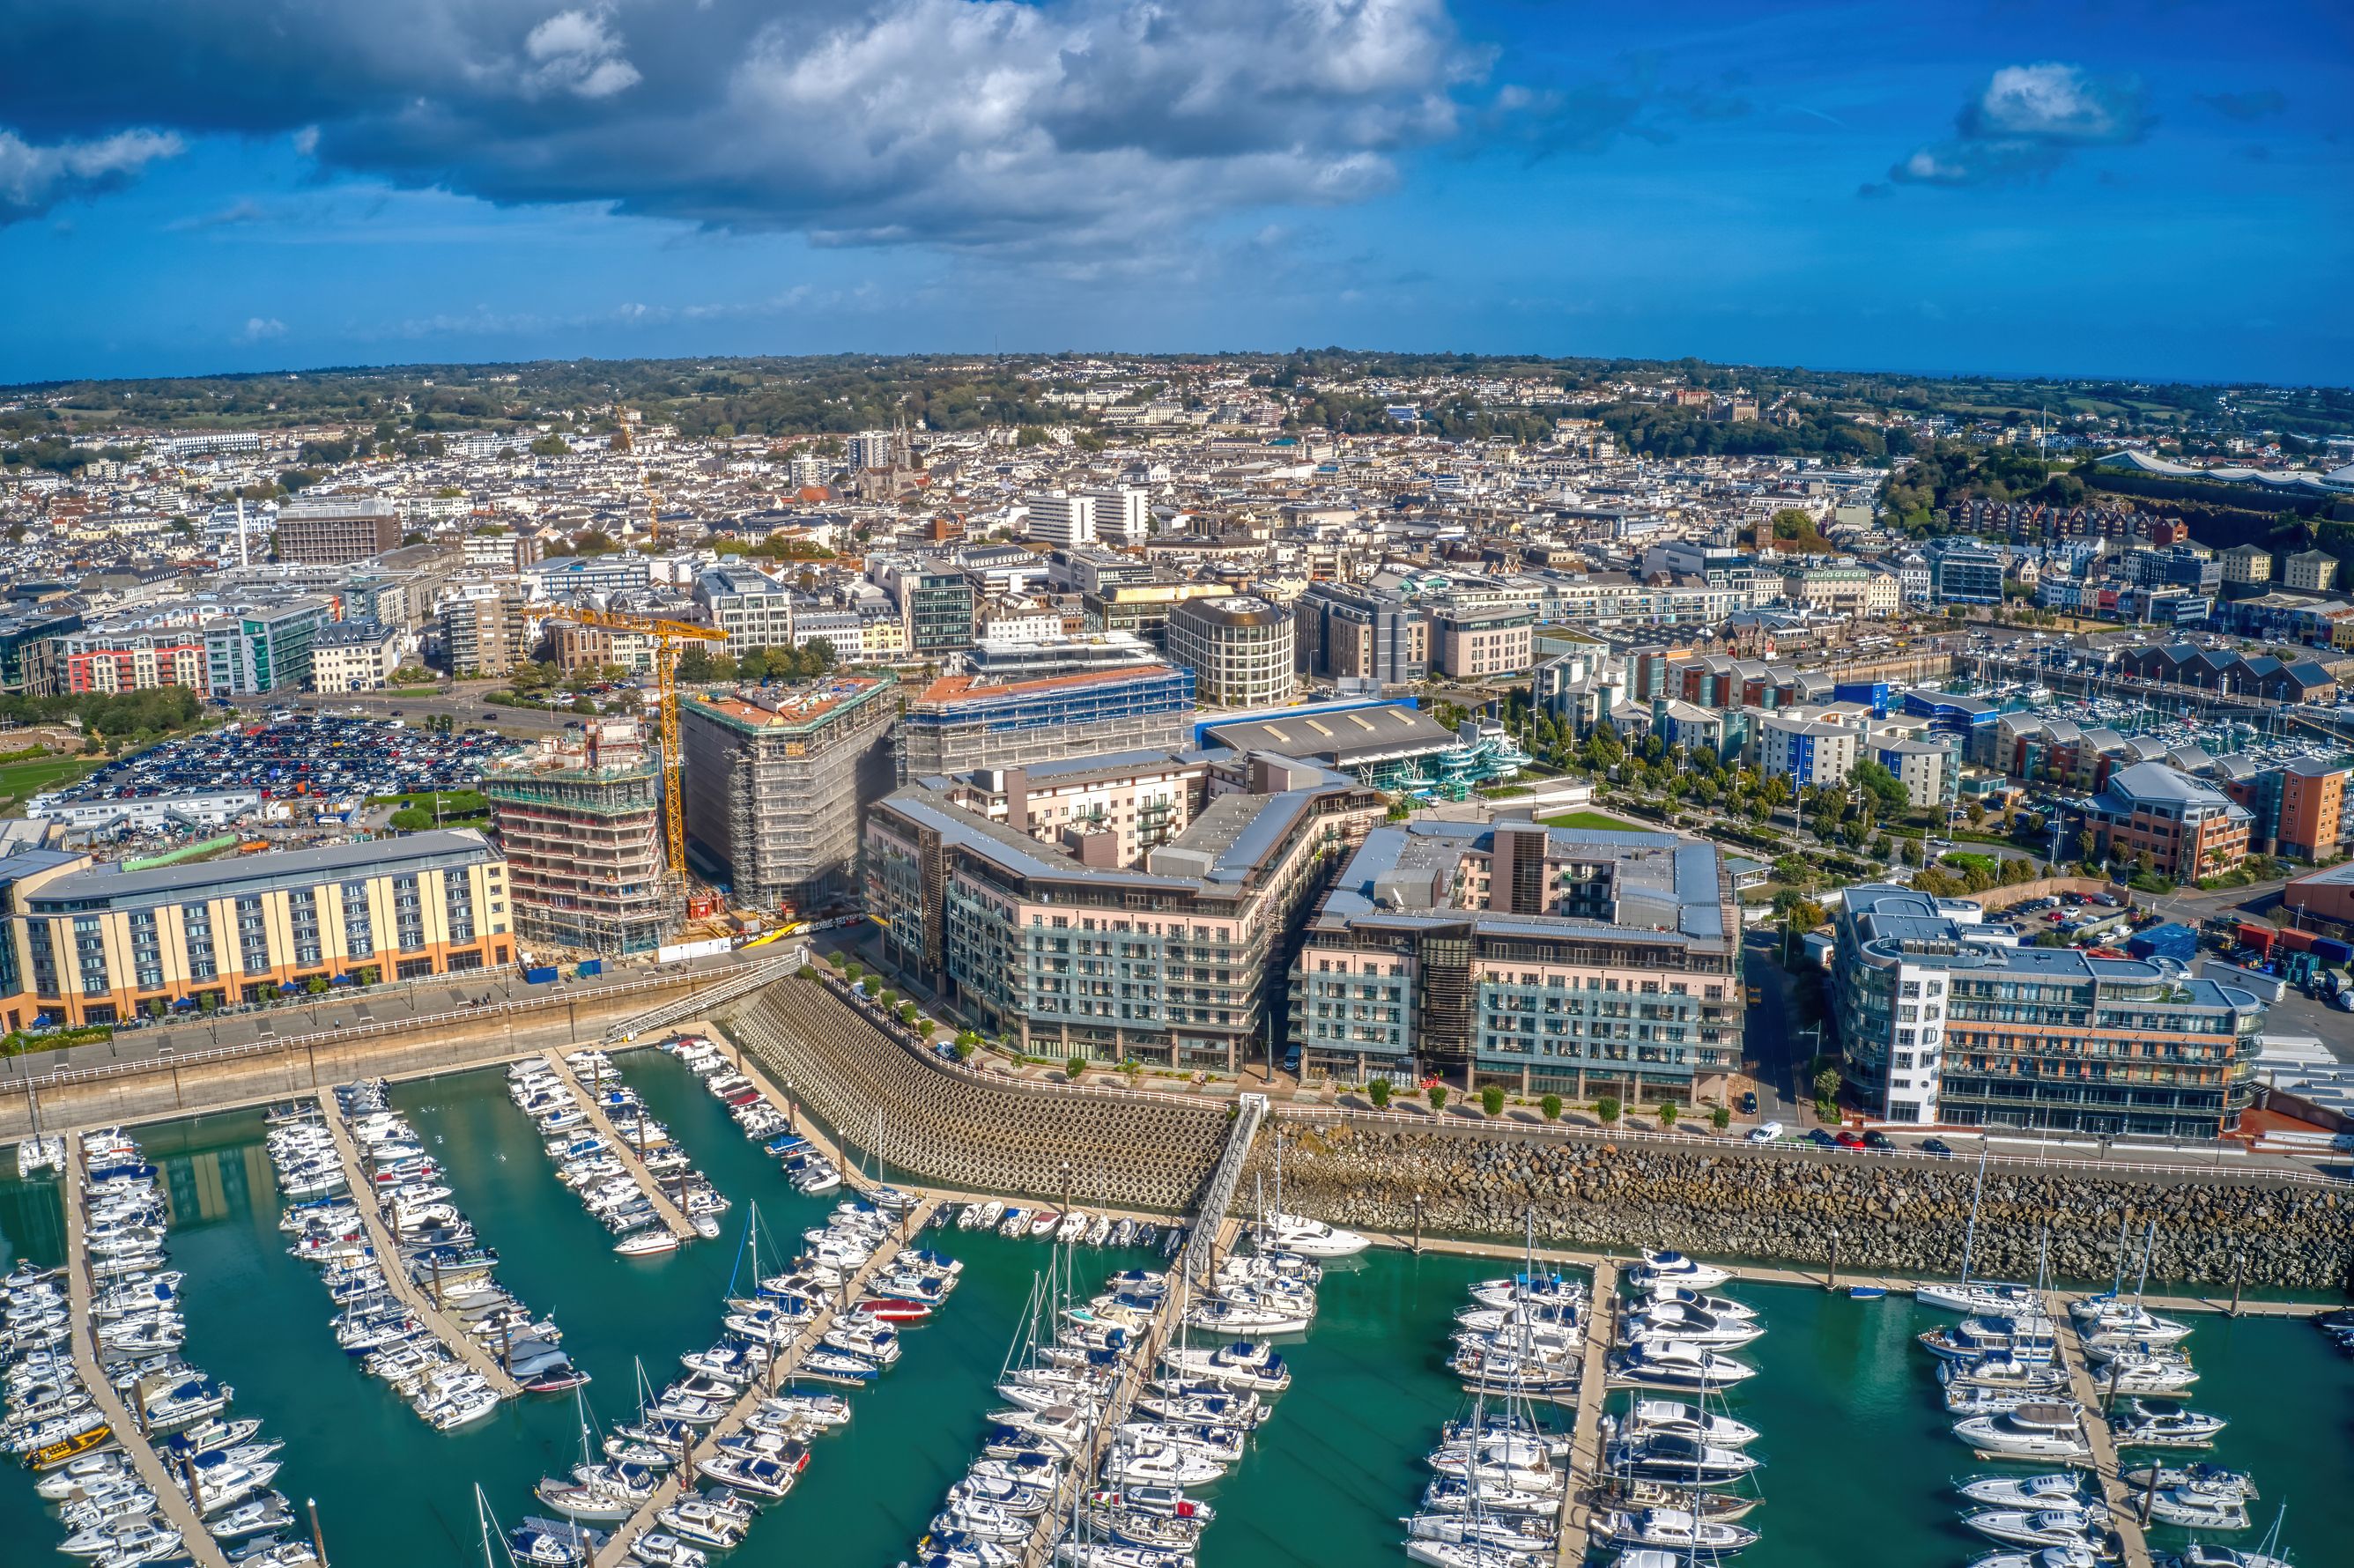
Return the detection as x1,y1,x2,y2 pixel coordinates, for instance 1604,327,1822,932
58,1140,232,1568
1556,1258,1617,1567
539,1051,697,1242
2053,1297,2156,1568
0,954,796,1140
590,1198,940,1568
315,1090,523,1398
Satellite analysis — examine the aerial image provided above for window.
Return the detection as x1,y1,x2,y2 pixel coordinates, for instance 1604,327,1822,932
236,896,272,976
341,881,374,960
181,904,218,981
73,916,108,998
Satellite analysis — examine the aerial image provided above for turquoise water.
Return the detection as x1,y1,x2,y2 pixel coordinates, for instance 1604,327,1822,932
4,1069,2352,1567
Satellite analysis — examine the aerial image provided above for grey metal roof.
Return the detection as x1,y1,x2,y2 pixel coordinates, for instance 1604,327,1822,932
27,830,498,912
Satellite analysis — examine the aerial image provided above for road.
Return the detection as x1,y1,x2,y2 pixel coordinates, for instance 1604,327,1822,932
1739,933,1813,1128
1,948,757,1081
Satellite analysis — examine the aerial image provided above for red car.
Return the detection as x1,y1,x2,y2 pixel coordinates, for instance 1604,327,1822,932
1834,1130,1867,1149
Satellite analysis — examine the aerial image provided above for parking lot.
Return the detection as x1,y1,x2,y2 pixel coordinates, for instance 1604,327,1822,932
44,712,523,814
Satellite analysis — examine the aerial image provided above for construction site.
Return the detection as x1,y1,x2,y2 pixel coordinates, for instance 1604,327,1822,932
482,716,678,955
678,673,901,919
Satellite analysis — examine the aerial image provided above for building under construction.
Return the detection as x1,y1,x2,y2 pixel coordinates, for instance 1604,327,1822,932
483,718,680,955
680,674,899,915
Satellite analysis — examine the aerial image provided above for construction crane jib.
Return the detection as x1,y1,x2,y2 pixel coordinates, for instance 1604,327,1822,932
560,608,726,885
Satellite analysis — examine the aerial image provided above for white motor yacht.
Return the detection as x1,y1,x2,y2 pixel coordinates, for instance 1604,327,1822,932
1629,1251,1730,1291
1954,1402,2091,1461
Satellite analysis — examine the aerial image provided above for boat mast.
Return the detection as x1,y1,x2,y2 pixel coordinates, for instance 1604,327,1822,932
2108,1211,2130,1299
2133,1218,2155,1303
1958,1140,1988,1288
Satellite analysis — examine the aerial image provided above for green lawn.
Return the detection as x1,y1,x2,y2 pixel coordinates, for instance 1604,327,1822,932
0,754,99,813
1542,810,1647,832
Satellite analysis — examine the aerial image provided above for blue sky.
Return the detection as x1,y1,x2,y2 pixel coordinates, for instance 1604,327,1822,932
1,1,2347,385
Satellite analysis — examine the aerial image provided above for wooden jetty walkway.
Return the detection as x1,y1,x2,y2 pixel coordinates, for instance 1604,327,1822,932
60,1140,232,1568
2052,1294,2156,1568
592,1198,939,1568
315,1090,522,1398
543,1050,698,1242
1556,1258,1617,1567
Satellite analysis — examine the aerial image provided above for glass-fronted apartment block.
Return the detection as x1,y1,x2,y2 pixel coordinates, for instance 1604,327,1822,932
1291,822,1743,1104
865,760,1384,1072
1832,885,2263,1137
0,831,509,1028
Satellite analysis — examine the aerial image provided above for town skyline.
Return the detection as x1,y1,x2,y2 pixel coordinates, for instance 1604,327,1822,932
3,1,2346,385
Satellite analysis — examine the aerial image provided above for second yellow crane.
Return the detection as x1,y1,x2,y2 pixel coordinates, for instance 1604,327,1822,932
556,607,727,885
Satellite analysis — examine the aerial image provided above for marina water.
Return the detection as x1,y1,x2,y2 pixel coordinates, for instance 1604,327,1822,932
6,1048,2350,1565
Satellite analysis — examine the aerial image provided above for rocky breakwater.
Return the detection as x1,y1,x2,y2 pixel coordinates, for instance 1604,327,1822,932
1259,1121,2354,1291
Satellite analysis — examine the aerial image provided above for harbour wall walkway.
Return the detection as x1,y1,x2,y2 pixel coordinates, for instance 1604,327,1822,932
0,964,770,1139
59,1141,232,1568
1261,1119,2354,1292
716,974,2354,1294
718,976,1231,1210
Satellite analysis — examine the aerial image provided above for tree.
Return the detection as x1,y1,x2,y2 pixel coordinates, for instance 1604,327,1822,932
1657,1101,1677,1127
1540,1093,1562,1122
1428,1084,1448,1113
1595,1096,1621,1125
1710,1106,1731,1131
1812,1066,1842,1105
1066,1054,1087,1082
1480,1085,1506,1116
1368,1078,1392,1110
1850,759,1910,818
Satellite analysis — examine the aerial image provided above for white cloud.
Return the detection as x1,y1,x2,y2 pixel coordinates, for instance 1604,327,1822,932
1962,63,2150,144
239,315,287,341
0,127,181,222
521,7,640,100
1885,61,2150,191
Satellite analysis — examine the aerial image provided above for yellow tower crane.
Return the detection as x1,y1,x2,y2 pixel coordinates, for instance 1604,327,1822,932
558,608,727,886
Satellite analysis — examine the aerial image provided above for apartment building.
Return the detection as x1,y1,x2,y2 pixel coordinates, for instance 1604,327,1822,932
1432,606,1535,679
695,566,797,654
274,498,403,565
57,623,211,695
2276,757,2347,862
896,662,1196,780
678,676,900,914
307,619,401,692
1927,540,2006,604
1290,823,1743,1106
865,760,1385,1071
1166,595,1294,709
549,618,656,675
2072,760,2252,882
1294,583,1428,685
1024,491,1097,547
925,751,1210,868
2283,550,2339,593
436,588,527,678
203,599,332,696
1832,885,2264,1136
484,718,677,954
1752,710,1860,788
0,832,509,1028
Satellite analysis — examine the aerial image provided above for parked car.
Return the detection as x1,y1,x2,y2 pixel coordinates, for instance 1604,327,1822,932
1863,1131,1894,1150
1803,1128,1839,1148
1747,1121,1785,1143
1739,1091,1758,1114
1920,1137,1955,1158
1835,1130,1867,1150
